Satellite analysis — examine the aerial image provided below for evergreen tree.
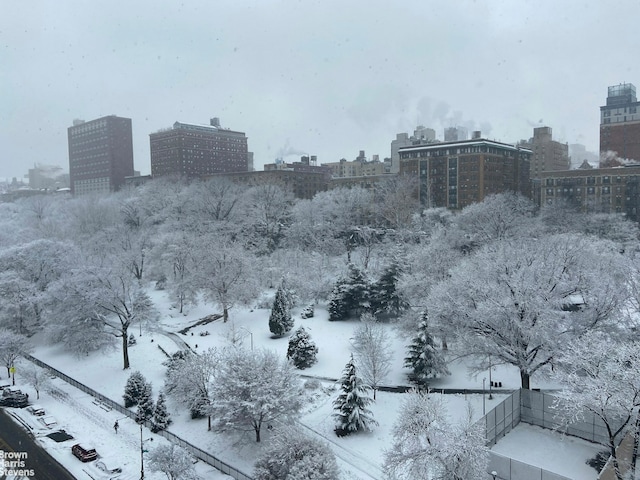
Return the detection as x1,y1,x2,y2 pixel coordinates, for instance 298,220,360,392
404,311,450,388
370,259,407,319
328,264,370,321
128,333,137,346
332,355,377,436
287,326,319,369
328,279,349,321
269,284,294,336
152,392,172,433
123,371,147,408
136,381,154,423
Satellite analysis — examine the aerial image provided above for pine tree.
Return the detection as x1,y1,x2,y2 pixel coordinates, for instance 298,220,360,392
287,326,319,369
370,259,407,319
328,279,349,321
328,264,370,321
123,371,147,408
332,356,377,436
128,333,137,346
404,311,450,388
152,392,172,433
269,284,294,336
136,381,154,424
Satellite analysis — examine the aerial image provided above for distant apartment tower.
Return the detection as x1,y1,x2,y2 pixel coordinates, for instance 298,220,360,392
150,118,250,178
444,126,468,142
519,127,570,179
67,115,134,195
390,126,437,173
600,83,640,164
399,136,531,209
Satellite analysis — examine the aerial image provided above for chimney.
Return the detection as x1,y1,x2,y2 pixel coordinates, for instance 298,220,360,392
472,130,481,139
210,117,220,127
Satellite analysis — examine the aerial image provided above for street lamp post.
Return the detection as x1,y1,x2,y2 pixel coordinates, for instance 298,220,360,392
482,378,486,415
140,423,144,480
489,357,493,400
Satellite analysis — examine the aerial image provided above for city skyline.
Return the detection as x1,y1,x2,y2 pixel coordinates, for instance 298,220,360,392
2,1,640,180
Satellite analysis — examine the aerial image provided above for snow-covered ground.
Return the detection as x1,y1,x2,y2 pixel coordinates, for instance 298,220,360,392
2,289,602,479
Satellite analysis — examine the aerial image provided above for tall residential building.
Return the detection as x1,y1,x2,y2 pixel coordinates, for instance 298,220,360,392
519,126,570,179
67,115,134,195
600,83,640,164
390,126,437,173
399,136,531,209
150,118,250,178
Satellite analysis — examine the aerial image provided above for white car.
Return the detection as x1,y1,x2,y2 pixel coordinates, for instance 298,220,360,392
95,457,123,477
37,415,57,428
27,404,46,416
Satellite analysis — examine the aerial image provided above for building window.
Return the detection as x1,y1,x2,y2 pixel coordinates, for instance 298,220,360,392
603,176,610,184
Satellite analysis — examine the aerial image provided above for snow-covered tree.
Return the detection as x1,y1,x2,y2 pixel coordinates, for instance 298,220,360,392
287,326,318,369
370,258,407,319
0,330,31,380
164,348,218,430
136,381,154,423
147,444,198,480
269,284,294,336
404,312,450,388
210,348,303,442
384,391,489,480
333,355,377,436
351,313,392,399
254,427,340,480
243,183,294,253
428,234,632,389
374,174,420,230
554,332,640,480
21,363,50,400
152,392,172,433
328,263,370,321
123,371,148,408
198,243,254,322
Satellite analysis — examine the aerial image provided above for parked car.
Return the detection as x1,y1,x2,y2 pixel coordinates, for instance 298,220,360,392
95,457,123,476
37,415,58,429
27,404,46,416
71,443,98,462
0,390,28,408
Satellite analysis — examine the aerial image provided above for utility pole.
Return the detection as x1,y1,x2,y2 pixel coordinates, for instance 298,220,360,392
140,422,144,480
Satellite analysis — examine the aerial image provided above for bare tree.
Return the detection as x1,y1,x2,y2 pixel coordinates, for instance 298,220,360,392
351,313,392,399
554,332,640,480
0,330,31,382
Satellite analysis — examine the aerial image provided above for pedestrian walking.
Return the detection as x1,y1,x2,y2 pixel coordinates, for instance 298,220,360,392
114,420,119,433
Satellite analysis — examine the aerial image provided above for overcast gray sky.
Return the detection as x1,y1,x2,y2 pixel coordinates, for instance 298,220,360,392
2,1,639,180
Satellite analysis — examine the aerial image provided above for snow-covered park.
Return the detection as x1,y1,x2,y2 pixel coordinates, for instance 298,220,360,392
1,183,639,480
2,295,603,480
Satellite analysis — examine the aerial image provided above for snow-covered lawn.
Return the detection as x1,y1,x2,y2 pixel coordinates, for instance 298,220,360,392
2,290,594,479
491,423,604,480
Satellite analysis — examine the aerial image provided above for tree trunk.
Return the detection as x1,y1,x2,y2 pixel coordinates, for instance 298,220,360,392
122,328,130,369
207,415,211,431
255,426,261,442
223,305,229,323
520,370,530,389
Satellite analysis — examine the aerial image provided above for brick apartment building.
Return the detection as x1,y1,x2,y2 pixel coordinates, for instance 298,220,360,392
399,137,531,209
67,115,134,195
150,118,250,178
600,83,640,164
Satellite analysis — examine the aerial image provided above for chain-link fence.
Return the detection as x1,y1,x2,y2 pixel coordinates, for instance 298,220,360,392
24,354,254,480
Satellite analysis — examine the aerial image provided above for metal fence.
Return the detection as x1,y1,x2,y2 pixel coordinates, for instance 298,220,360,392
24,354,254,480
476,389,607,480
489,452,572,480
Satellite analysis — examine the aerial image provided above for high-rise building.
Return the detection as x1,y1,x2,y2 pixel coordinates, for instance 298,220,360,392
600,83,640,164
519,126,570,179
399,136,531,209
67,115,134,195
150,118,250,178
390,126,437,173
